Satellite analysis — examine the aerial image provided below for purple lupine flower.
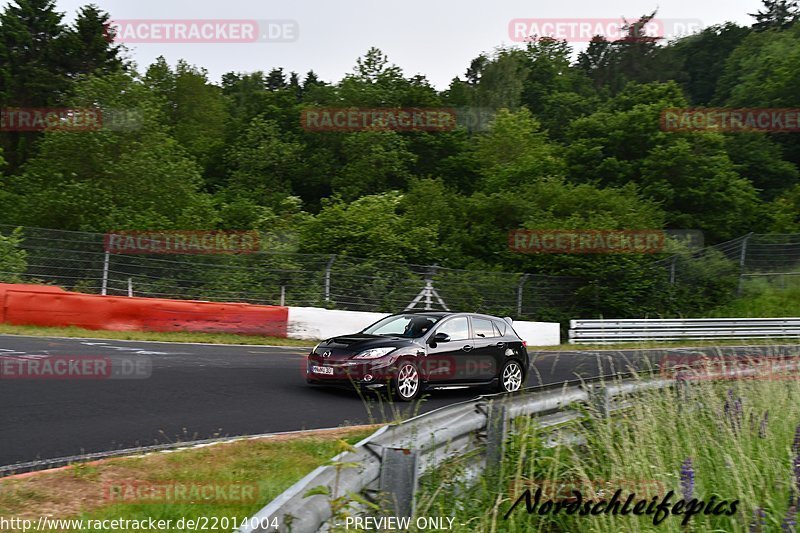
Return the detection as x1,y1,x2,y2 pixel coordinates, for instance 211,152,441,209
680,457,694,501
734,397,743,429
724,390,743,433
794,453,800,496
750,507,766,532
793,424,800,454
782,505,796,532
760,410,769,439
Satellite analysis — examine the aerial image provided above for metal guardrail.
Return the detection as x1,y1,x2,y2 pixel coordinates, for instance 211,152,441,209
569,318,800,343
236,370,689,533
239,353,800,533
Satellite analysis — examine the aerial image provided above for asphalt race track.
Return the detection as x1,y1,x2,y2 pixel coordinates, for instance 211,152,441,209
1,334,794,468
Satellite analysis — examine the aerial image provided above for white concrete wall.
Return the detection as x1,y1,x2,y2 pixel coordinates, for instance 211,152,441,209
508,321,561,346
287,307,560,345
287,307,389,341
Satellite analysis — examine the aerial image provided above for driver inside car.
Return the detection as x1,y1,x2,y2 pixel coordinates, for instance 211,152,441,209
403,317,434,337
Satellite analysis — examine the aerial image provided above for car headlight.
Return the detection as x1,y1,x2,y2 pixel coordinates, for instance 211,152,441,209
352,347,397,359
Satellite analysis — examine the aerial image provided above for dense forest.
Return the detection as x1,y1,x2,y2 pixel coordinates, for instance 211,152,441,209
0,0,799,318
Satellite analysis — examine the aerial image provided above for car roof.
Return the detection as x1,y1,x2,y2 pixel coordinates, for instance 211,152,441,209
400,311,506,321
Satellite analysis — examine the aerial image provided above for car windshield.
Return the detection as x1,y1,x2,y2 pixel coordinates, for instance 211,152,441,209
362,314,442,338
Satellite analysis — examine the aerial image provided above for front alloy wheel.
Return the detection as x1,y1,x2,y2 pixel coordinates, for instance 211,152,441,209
393,361,420,401
498,360,523,393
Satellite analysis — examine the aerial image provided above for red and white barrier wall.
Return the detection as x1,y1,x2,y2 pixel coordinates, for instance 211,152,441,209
0,284,288,337
0,284,560,345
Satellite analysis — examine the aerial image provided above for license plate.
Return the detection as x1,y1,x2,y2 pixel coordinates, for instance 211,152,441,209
312,365,334,375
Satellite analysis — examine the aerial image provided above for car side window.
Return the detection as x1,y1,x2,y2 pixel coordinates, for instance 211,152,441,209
491,321,502,337
472,317,497,338
435,317,470,341
492,319,507,336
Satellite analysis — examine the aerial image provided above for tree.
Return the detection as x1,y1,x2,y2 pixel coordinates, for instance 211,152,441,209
332,131,417,200
651,23,751,105
565,82,762,241
65,4,124,76
0,0,71,171
749,0,800,30
473,108,565,191
0,72,216,230
0,0,70,106
266,67,286,91
0,227,27,282
144,59,231,176
223,115,304,206
299,192,435,263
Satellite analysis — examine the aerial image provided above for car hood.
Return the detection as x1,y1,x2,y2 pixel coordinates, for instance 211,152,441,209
312,334,418,360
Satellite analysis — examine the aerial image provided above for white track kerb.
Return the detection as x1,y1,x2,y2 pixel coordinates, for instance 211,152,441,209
286,307,560,345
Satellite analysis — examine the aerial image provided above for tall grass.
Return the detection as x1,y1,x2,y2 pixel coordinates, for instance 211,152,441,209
709,278,800,318
415,361,800,532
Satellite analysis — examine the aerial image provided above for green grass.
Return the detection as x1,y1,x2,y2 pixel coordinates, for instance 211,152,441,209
709,281,800,318
0,323,312,347
0,427,377,532
414,359,800,532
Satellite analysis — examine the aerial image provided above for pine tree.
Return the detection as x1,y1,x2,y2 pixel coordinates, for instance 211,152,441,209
65,4,124,77
749,0,800,30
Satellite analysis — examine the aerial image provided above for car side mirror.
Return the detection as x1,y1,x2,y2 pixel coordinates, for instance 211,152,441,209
430,332,450,345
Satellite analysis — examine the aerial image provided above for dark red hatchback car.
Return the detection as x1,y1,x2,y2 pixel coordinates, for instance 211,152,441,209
306,311,529,401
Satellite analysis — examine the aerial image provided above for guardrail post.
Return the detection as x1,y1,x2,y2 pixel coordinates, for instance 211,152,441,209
588,384,610,418
379,447,419,518
486,402,508,479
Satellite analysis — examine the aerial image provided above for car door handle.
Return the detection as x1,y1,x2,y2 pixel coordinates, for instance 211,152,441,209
461,344,473,352
494,342,505,348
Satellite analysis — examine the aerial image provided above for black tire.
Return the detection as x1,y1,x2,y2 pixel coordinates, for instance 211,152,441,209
497,360,524,393
393,360,421,401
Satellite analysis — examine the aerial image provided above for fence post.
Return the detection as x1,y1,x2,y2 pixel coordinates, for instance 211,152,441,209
485,402,508,480
379,447,419,517
127,277,133,297
669,256,677,285
324,254,336,304
101,251,110,296
737,232,754,296
516,274,529,317
280,285,286,307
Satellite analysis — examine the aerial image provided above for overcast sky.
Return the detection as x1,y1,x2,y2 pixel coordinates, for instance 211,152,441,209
6,0,764,89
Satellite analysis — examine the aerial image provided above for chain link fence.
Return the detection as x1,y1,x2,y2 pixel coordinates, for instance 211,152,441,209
2,225,798,322
0,225,584,321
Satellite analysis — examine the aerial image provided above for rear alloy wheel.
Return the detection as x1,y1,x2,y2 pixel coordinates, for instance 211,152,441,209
498,360,524,393
393,361,420,401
